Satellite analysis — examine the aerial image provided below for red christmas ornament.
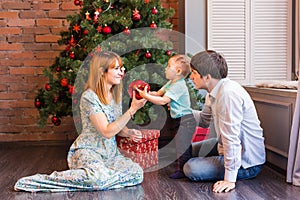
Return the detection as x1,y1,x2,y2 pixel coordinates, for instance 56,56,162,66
51,116,61,126
69,51,75,59
166,50,171,56
51,116,58,123
123,27,130,35
150,21,157,29
65,45,71,52
68,85,75,94
135,83,150,100
56,67,61,72
69,35,76,46
103,25,112,34
151,7,158,15
73,99,78,105
60,78,69,87
145,51,151,59
132,9,141,21
45,83,51,91
128,80,150,99
74,0,80,6
34,99,41,108
97,26,102,33
83,30,89,35
144,0,150,3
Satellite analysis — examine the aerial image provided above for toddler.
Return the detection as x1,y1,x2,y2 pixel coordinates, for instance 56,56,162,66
137,54,196,179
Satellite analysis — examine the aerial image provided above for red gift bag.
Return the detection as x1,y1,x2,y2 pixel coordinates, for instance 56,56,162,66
191,127,210,143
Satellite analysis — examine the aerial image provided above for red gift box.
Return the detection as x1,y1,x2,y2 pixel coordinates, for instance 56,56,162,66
191,127,210,143
116,129,160,169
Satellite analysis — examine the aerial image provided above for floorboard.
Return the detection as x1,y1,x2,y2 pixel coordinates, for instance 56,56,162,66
1,142,300,200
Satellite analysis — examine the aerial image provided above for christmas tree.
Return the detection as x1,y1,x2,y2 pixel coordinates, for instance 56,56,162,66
34,0,204,131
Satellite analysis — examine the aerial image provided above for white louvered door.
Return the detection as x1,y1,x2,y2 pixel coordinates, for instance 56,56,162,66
207,0,292,84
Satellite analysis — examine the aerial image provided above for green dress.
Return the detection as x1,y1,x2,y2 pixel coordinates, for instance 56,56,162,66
14,89,143,192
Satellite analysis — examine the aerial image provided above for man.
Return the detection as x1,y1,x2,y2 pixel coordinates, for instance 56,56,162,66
184,50,266,193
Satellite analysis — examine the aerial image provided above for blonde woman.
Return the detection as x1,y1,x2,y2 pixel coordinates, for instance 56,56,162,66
14,51,147,192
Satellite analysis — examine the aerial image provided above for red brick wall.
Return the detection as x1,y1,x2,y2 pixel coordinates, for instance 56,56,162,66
0,0,179,142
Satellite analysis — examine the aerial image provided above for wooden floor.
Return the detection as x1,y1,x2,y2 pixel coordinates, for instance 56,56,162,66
1,142,300,200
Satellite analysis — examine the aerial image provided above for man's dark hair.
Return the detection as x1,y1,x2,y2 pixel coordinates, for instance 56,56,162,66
190,50,228,79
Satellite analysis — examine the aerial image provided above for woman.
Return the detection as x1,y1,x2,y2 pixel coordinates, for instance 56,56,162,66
14,51,147,192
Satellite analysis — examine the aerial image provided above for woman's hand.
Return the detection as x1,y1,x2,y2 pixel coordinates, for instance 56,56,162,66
130,90,147,113
212,180,235,193
128,129,143,142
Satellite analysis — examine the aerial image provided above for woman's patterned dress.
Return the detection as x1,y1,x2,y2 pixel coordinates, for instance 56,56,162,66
14,89,143,192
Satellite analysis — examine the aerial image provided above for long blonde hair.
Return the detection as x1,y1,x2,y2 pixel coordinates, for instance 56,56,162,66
85,51,123,104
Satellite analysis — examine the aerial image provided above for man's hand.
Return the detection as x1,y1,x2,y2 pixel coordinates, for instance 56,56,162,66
212,180,235,193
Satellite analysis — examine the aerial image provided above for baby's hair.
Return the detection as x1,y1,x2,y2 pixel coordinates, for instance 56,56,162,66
172,54,191,77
